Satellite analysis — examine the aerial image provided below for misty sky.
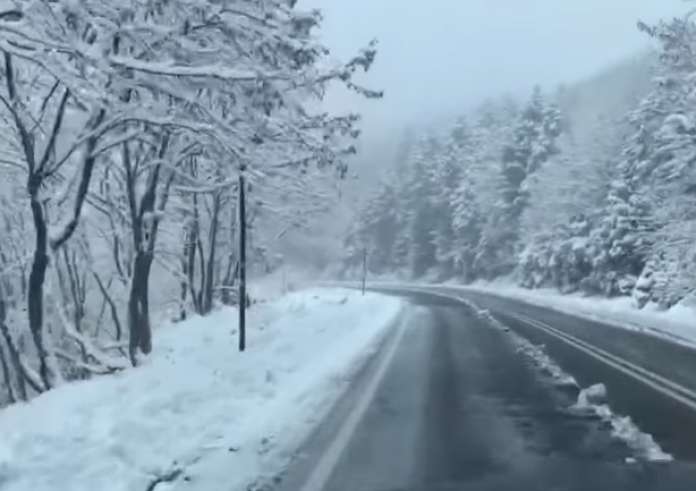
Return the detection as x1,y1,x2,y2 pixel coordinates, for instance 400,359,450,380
302,0,688,146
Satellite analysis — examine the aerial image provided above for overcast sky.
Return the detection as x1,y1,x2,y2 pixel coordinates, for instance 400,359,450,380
301,0,688,152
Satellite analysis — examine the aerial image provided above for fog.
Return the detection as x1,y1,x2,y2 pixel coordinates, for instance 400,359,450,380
302,0,687,175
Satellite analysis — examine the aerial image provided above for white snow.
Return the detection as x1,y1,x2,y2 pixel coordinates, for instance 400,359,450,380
247,265,315,303
576,382,608,406
469,306,579,388
0,288,403,491
573,384,673,463
458,280,696,347
512,333,580,389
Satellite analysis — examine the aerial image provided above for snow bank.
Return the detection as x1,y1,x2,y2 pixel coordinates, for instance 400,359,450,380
460,281,696,347
511,331,579,389
0,288,403,491
466,304,579,389
573,384,672,463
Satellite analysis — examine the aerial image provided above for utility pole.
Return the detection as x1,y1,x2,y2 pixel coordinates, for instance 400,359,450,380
361,247,367,295
238,167,247,352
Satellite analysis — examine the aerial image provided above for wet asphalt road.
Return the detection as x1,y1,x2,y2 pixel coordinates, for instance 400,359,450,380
425,287,696,460
281,291,696,491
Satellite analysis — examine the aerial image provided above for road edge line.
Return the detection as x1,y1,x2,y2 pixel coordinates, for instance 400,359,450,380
297,311,409,491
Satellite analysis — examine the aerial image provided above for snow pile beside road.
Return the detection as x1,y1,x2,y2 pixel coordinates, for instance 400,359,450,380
512,335,579,389
573,384,673,463
469,306,672,463
461,281,696,347
469,305,579,389
0,288,403,491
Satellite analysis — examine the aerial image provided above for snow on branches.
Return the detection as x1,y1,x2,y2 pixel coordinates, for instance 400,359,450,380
0,0,381,404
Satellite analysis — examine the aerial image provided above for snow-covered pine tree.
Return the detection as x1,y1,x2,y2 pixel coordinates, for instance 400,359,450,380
615,16,696,306
386,130,417,275
517,113,630,293
399,136,441,278
501,86,562,219
594,101,663,301
584,170,653,297
464,101,518,281
475,87,562,278
450,172,484,281
343,177,401,275
430,118,471,277
468,100,515,214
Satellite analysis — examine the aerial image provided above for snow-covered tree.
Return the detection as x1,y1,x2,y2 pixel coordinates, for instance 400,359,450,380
430,118,471,276
611,16,696,305
0,0,381,403
518,214,593,292
450,173,484,281
500,87,562,220
401,137,442,278
475,87,562,277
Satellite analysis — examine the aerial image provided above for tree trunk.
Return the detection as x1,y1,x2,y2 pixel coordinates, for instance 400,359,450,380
92,272,123,341
0,295,27,401
7,50,51,390
178,248,188,323
202,193,221,315
182,190,206,315
5,51,101,391
221,262,238,306
0,338,15,404
0,293,16,404
183,221,198,316
55,249,88,376
183,215,203,315
195,204,206,313
125,135,172,364
221,196,237,306
128,253,153,365
27,192,51,390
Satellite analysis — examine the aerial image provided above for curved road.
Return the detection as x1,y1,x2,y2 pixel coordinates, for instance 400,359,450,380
279,289,696,491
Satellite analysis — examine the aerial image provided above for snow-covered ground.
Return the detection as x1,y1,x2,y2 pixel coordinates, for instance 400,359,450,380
453,281,696,347
0,288,403,491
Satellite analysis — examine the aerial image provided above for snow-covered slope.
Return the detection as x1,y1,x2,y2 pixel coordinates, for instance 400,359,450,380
0,289,403,491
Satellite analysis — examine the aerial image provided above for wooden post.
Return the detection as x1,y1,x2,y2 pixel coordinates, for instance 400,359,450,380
361,247,367,295
238,171,247,352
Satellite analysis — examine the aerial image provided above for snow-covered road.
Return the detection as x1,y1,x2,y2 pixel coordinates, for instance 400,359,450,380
0,289,403,491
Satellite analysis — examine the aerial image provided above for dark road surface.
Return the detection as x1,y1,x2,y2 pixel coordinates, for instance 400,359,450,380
280,290,696,491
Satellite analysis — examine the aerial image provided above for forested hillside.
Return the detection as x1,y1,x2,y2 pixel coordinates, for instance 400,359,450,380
344,16,696,310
